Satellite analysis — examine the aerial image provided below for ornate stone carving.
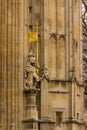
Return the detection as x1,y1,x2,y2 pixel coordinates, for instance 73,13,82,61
58,34,66,41
40,67,49,81
49,33,57,40
24,50,39,89
49,33,66,41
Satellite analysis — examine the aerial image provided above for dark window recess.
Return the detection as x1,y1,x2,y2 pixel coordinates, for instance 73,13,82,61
77,113,79,120
29,5,32,11
56,112,63,126
84,94,87,111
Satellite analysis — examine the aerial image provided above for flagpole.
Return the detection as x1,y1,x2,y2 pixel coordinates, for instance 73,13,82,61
36,22,38,71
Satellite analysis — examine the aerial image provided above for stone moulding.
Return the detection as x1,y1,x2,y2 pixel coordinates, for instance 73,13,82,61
48,90,69,94
23,88,39,94
63,118,85,125
47,78,83,87
22,118,39,122
49,78,71,82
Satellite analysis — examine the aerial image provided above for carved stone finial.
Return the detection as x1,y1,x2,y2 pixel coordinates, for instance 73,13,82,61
40,67,49,81
28,50,35,57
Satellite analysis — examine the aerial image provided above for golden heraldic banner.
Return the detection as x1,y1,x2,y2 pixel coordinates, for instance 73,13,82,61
28,31,38,43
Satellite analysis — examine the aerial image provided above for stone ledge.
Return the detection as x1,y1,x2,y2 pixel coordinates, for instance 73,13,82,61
63,118,85,125
48,90,69,94
22,118,39,122
49,78,70,82
23,88,38,94
48,78,83,87
39,117,55,123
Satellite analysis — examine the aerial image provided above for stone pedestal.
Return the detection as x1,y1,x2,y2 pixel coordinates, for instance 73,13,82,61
10,123,16,130
23,119,38,130
39,117,55,130
23,88,39,130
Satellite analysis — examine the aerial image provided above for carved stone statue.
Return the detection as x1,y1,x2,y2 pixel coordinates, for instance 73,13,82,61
24,50,39,89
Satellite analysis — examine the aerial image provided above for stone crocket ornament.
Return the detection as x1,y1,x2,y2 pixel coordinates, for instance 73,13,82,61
24,50,39,89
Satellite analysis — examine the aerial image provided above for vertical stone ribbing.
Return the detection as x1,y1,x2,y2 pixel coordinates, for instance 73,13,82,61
48,0,57,77
68,0,73,119
19,0,24,129
65,0,69,79
76,0,79,80
1,0,28,129
69,0,73,73
13,1,16,128
7,0,13,129
0,0,2,128
24,0,29,62
15,0,19,129
79,0,82,81
57,0,66,79
77,0,80,80
79,0,84,120
2,0,8,129
11,0,15,128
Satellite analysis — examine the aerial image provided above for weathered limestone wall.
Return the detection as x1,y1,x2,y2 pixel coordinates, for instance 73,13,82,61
0,0,41,129
0,0,84,130
0,0,29,129
40,0,84,130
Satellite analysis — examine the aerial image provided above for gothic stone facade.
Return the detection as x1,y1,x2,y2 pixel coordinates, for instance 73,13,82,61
0,0,86,130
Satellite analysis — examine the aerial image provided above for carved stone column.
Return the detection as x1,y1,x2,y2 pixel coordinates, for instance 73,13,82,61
23,88,39,130
24,88,38,119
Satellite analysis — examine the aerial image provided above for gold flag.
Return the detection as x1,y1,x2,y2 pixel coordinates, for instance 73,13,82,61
28,31,38,43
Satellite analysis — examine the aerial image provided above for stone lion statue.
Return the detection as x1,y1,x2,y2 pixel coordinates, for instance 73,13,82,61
24,50,39,89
